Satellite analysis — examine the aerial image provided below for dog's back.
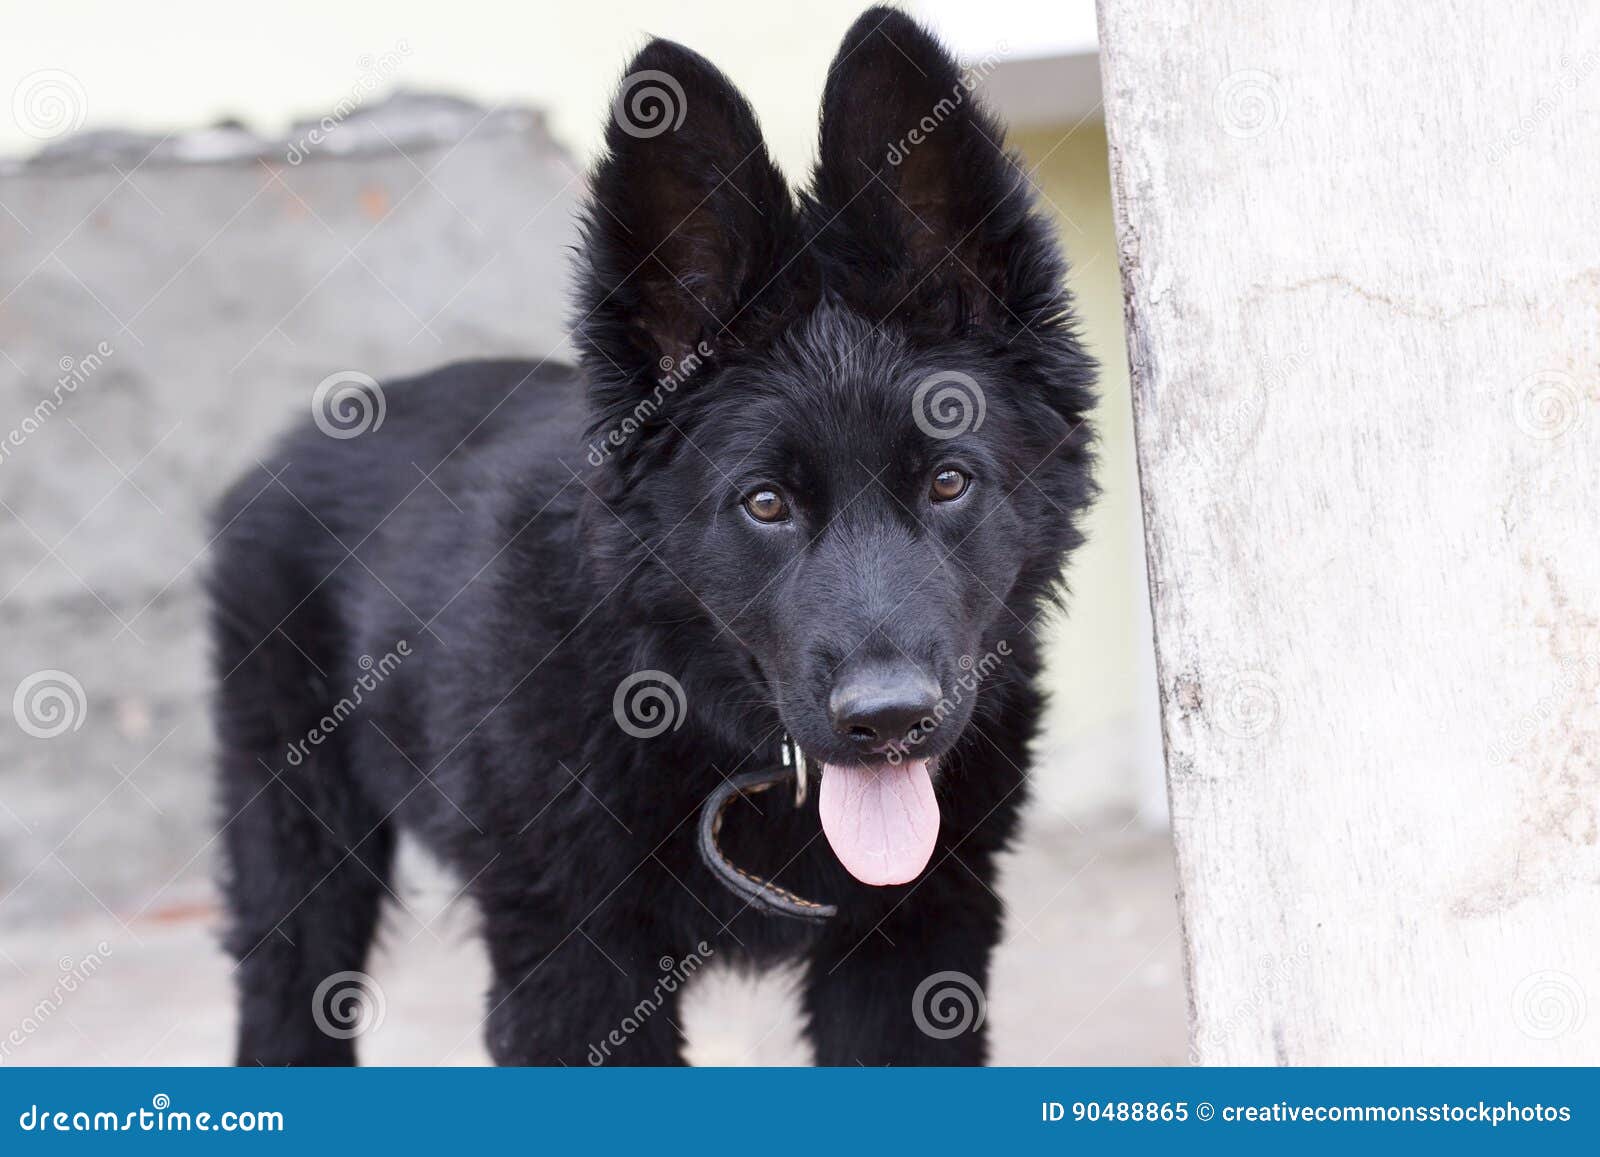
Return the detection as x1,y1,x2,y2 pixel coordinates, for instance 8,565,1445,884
206,358,584,1063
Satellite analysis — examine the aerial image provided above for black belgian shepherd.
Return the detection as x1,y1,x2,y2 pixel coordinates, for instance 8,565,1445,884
209,6,1095,1065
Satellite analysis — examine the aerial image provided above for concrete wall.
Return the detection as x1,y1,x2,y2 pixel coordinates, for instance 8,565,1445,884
0,96,579,923
1102,0,1600,1061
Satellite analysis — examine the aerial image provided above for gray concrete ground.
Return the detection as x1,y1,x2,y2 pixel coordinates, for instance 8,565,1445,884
0,811,1185,1066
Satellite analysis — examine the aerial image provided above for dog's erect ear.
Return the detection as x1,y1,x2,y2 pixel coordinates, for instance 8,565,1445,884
576,40,798,408
811,7,1059,333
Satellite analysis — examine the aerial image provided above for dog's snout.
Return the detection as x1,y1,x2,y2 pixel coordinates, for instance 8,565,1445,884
828,663,941,749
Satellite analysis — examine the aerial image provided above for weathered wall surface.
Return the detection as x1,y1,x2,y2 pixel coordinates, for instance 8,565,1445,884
1100,0,1600,1061
0,96,579,923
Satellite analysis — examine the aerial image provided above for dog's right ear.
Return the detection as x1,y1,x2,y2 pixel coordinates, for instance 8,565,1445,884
576,40,797,414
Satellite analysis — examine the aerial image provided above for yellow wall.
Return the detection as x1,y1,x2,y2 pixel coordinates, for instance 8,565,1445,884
1012,124,1152,814
0,0,871,176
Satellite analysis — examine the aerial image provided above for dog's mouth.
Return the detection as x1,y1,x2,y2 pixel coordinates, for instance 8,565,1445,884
817,756,940,886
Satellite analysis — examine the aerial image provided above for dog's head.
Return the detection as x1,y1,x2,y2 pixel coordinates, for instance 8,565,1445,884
576,7,1094,884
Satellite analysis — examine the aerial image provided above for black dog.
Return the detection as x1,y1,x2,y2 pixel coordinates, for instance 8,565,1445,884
209,7,1094,1066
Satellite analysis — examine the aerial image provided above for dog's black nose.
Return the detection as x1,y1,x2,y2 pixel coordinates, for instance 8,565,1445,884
828,663,942,749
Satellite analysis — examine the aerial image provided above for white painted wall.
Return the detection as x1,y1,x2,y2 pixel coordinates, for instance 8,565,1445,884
0,1,866,176
0,1,1096,174
1100,0,1600,1061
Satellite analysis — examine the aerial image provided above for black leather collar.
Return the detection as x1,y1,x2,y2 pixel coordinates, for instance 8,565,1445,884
697,756,837,923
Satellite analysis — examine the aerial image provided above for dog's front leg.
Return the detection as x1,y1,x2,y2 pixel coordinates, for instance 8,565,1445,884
802,855,1002,1065
478,908,688,1067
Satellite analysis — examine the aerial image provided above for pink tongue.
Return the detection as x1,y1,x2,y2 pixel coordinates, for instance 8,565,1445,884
818,759,940,886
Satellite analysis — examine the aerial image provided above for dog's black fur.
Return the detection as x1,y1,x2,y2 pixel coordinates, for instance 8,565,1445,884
209,7,1094,1066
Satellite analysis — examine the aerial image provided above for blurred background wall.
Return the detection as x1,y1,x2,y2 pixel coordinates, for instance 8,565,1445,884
0,1,1178,1064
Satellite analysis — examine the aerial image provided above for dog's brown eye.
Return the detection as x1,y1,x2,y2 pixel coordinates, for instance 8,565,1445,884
930,468,969,502
743,488,790,523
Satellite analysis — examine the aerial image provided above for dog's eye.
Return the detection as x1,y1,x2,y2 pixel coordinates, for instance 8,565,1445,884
930,468,970,503
742,488,790,523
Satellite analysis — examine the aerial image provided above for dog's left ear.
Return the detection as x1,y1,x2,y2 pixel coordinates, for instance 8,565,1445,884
576,40,798,409
810,7,1061,334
